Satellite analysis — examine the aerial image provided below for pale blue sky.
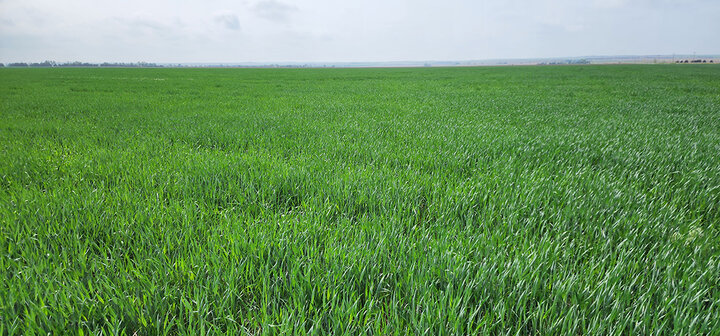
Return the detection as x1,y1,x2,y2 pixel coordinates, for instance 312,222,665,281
0,0,718,63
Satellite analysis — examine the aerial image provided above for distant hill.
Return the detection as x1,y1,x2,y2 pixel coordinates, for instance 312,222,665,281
3,55,718,68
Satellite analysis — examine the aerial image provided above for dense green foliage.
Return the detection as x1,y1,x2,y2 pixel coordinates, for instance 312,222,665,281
1,65,719,334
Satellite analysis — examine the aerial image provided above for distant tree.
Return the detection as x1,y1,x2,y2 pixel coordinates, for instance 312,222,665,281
8,62,28,67
29,60,56,67
59,61,96,67
0,63,4,67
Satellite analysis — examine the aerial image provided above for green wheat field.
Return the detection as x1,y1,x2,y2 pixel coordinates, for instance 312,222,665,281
1,65,719,334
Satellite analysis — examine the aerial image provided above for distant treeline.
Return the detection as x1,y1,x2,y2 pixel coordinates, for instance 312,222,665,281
675,59,714,64
1,61,162,68
537,59,591,65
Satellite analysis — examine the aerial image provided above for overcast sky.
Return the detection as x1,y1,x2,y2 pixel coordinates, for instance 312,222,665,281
0,0,718,63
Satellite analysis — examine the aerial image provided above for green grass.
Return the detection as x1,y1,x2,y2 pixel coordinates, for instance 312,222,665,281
1,65,719,334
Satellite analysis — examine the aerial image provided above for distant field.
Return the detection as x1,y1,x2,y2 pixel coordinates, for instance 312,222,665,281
1,65,719,334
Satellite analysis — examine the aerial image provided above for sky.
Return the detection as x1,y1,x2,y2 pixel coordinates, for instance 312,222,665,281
0,0,718,63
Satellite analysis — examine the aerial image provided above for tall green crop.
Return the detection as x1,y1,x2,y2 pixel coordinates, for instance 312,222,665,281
1,65,719,334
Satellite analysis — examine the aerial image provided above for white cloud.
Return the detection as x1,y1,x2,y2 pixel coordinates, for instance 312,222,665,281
0,0,718,63
592,0,627,9
251,0,297,22
215,13,241,30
